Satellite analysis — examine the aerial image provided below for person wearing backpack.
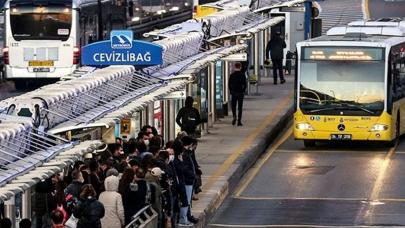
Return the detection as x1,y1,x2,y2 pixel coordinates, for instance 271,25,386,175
176,96,201,138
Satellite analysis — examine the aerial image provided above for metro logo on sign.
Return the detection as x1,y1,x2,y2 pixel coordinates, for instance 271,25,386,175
111,30,133,49
81,30,163,66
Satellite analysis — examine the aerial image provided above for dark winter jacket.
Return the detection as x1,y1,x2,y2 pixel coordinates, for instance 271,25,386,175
83,172,102,196
73,197,105,228
265,36,287,60
173,158,189,207
228,70,247,96
176,107,201,134
121,180,148,225
64,181,83,199
182,150,197,186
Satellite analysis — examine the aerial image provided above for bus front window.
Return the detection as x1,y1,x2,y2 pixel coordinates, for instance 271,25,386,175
10,6,72,41
299,47,385,116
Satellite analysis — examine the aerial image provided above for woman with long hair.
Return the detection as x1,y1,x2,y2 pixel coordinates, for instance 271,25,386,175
73,185,105,228
119,168,148,225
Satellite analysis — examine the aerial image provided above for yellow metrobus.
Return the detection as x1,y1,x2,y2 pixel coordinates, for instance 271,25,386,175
294,19,405,147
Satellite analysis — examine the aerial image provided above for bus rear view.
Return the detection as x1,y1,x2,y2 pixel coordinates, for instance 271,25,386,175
4,0,79,89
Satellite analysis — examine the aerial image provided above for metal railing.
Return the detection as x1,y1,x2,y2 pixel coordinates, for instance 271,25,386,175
125,205,159,228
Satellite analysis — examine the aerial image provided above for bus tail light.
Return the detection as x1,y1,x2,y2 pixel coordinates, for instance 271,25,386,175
73,47,80,65
3,47,9,65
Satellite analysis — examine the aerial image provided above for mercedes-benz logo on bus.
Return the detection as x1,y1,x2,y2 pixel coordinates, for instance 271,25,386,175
338,124,345,131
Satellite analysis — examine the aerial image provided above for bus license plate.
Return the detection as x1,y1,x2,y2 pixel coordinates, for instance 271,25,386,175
29,60,54,67
331,134,352,140
33,68,50,73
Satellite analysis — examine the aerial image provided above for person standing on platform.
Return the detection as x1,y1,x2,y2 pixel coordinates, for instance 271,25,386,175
265,31,287,85
99,176,125,228
228,62,247,126
176,96,201,138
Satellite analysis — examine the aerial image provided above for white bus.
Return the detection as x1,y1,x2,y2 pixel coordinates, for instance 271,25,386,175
3,0,82,89
2,0,194,89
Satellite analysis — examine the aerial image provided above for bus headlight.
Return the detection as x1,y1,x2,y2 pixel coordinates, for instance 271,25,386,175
131,17,140,22
296,123,314,131
370,124,388,132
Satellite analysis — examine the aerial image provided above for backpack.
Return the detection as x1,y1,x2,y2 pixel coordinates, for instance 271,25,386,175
182,108,198,132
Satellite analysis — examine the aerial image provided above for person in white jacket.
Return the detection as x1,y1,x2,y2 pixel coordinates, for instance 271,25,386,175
99,175,125,228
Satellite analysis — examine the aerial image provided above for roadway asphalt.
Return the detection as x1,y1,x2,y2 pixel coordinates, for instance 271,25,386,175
0,81,24,100
209,127,405,227
369,0,405,19
0,80,55,100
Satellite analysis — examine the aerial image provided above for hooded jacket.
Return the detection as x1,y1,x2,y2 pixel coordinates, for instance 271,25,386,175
99,176,125,228
176,97,201,134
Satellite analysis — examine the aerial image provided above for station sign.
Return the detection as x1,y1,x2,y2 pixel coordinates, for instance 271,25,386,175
162,89,186,100
81,30,163,66
222,53,248,61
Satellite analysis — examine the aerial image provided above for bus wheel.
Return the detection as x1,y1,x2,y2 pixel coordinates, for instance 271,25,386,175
14,80,27,90
304,140,316,147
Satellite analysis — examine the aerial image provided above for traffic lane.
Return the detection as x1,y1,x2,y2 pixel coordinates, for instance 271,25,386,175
242,135,389,199
0,80,52,100
209,132,405,227
375,139,405,199
0,81,23,100
210,198,405,227
368,0,405,19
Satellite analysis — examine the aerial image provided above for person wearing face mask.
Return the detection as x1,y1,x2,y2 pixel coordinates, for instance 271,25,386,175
137,131,150,152
111,143,124,171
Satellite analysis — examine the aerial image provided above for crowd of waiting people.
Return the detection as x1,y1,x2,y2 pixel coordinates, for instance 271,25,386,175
0,124,203,228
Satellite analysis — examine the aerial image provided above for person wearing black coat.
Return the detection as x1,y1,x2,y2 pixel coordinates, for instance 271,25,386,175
265,31,287,85
118,168,148,225
228,62,247,126
65,170,84,200
176,96,201,137
172,140,192,226
73,185,105,228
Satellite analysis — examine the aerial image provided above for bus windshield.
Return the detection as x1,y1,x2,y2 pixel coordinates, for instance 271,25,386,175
10,6,72,41
299,47,385,116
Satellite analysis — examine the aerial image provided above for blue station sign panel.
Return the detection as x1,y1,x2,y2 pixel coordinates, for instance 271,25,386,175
81,30,163,66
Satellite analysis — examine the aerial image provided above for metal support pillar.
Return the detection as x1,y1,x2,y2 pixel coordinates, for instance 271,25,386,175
208,62,215,127
141,110,147,127
186,82,193,97
22,189,31,220
4,196,15,227
264,27,271,78
114,119,121,139
252,33,260,95
148,103,154,126
169,100,176,140
163,100,170,143
223,61,230,114
258,30,264,83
